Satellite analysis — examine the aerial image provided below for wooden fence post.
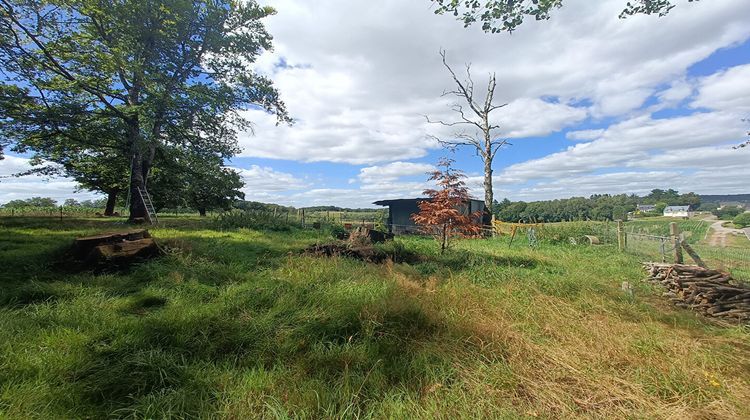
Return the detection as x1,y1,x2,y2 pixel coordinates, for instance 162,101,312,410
301,208,305,228
670,222,684,264
60,206,63,221
617,220,625,252
681,242,706,268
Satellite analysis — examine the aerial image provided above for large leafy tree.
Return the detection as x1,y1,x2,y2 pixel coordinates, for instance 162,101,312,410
149,149,244,216
0,0,289,221
8,109,131,215
432,0,700,33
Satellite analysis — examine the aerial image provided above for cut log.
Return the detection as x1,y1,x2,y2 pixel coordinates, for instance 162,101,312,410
73,230,151,259
86,238,160,264
71,230,161,267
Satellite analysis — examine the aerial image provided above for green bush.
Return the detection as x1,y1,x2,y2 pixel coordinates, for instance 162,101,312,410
712,205,744,220
213,210,296,231
329,224,349,240
733,212,750,228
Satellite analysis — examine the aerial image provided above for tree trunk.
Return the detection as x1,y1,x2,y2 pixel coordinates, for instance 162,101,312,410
127,120,147,222
126,120,157,222
441,223,447,254
128,151,147,221
198,207,207,217
483,153,493,226
104,190,118,216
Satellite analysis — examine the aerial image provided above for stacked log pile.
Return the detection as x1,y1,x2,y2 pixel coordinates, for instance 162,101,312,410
644,263,750,321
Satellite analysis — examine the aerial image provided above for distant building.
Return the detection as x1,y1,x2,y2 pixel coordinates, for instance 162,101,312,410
636,204,656,213
373,198,486,234
663,205,692,218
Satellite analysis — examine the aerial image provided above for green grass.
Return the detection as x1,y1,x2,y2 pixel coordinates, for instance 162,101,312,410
626,218,711,244
1,217,749,418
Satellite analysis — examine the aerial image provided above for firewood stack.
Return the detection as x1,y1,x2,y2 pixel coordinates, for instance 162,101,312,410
644,263,750,321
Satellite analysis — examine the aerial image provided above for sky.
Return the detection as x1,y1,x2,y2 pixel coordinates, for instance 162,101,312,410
1,0,750,207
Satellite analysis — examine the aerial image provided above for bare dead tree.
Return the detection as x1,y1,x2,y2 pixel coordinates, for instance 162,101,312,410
426,49,509,224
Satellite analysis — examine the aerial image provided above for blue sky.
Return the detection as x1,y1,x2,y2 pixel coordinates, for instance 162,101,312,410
2,0,750,207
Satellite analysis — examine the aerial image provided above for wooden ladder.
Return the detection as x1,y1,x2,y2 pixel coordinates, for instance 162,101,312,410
137,187,158,224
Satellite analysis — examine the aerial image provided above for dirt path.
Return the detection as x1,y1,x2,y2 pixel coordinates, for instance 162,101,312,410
706,221,744,247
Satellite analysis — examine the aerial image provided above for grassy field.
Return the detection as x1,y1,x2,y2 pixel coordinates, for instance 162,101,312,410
304,210,386,225
623,217,750,281
1,217,749,418
626,217,712,244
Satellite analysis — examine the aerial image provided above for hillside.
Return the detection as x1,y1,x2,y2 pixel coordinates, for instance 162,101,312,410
699,194,750,205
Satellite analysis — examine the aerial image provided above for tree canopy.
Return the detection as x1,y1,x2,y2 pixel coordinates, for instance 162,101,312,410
149,149,244,216
432,0,700,33
0,0,289,220
494,189,703,223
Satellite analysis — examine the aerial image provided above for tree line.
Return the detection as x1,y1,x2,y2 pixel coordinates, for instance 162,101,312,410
493,189,703,223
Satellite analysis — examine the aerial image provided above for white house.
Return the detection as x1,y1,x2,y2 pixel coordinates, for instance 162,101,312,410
663,205,692,218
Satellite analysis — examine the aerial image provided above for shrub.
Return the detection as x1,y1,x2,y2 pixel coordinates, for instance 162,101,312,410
329,224,349,240
213,210,296,231
733,212,750,228
712,205,744,220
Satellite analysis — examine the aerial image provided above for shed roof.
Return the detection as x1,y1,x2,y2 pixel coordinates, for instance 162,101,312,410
373,198,484,207
664,206,690,211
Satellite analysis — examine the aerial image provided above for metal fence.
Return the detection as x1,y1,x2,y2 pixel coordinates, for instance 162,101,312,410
625,230,750,282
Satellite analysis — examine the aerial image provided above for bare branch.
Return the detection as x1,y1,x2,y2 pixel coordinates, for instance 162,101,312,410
440,49,482,117
428,49,511,214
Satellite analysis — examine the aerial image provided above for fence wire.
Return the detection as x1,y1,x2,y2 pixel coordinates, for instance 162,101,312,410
625,231,750,282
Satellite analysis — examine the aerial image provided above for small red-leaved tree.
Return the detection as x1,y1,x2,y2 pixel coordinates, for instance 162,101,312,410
412,158,483,253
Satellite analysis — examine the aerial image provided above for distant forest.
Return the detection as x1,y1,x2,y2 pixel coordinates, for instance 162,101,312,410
698,194,750,205
493,190,748,223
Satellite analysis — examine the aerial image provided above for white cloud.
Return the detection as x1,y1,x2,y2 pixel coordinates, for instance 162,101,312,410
500,111,747,183
357,161,434,183
566,129,605,141
692,63,750,111
239,0,750,164
515,171,683,200
502,98,588,138
232,165,309,203
0,156,101,205
657,78,694,106
6,0,750,207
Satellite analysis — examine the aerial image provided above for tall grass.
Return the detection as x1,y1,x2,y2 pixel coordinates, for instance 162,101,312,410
213,210,299,232
626,218,711,244
0,217,748,418
536,221,618,244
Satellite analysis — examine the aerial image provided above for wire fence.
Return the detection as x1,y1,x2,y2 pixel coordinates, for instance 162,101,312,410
625,229,750,282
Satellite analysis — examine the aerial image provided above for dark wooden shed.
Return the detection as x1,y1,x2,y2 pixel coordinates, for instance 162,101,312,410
373,198,486,234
